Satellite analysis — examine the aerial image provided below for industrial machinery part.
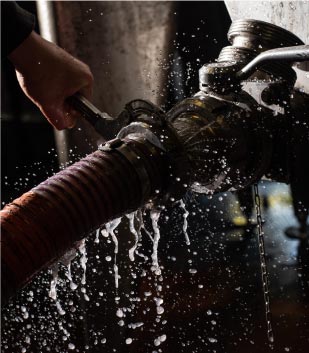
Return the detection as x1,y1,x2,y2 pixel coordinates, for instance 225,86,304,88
1,19,309,303
238,45,309,81
218,19,303,86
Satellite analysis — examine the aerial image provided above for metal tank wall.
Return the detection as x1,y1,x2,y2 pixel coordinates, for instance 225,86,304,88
224,0,309,93
37,1,176,162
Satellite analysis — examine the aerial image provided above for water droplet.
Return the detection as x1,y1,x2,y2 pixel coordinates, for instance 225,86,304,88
156,306,164,315
68,343,75,350
116,308,124,318
125,338,132,345
208,337,217,343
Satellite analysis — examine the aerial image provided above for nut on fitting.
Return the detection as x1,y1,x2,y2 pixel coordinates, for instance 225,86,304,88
199,62,242,94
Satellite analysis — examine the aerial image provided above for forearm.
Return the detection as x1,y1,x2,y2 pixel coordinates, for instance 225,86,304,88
2,2,94,130
9,31,44,75
8,31,62,80
1,1,35,57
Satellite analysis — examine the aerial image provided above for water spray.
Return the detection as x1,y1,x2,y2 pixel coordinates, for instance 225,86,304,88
2,20,309,307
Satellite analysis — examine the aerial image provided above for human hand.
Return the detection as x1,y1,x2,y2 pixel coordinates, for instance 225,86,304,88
8,31,94,130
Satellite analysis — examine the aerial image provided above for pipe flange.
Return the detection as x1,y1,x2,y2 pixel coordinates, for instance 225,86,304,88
218,46,256,64
116,101,191,205
228,19,304,51
199,61,242,94
221,19,303,86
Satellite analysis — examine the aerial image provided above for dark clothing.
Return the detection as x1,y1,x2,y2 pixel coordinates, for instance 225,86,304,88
1,1,35,57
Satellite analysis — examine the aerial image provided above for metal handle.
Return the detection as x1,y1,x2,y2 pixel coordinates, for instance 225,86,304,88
68,92,116,137
237,45,309,80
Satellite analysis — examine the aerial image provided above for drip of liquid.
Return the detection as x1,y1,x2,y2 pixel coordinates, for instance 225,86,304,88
126,212,139,261
154,334,167,347
66,263,78,291
49,264,58,301
59,248,77,266
20,306,29,320
179,199,190,245
150,209,161,276
154,297,164,315
254,184,274,344
136,208,154,242
133,210,149,259
79,240,87,286
79,240,89,301
49,264,65,315
143,226,154,242
58,247,78,292
136,209,144,242
56,302,66,316
128,322,144,329
105,217,122,288
258,231,274,344
95,228,100,244
135,250,148,261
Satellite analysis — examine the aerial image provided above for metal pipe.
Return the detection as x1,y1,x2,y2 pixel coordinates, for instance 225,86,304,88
237,45,309,80
1,136,170,304
36,0,70,165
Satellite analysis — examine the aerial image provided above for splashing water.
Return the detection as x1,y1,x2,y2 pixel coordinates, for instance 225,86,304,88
48,264,65,315
105,217,122,288
79,240,87,286
126,212,139,261
65,263,78,291
135,209,144,242
78,240,90,301
254,184,274,344
154,334,167,347
56,302,66,316
128,322,144,329
49,264,58,301
179,199,190,245
95,228,100,244
258,232,274,344
154,297,164,315
132,210,150,260
150,209,162,276
137,209,154,242
20,306,29,320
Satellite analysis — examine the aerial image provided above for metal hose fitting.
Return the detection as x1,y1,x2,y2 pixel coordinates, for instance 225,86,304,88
217,19,304,86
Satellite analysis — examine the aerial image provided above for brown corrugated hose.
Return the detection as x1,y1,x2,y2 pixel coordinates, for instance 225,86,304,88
1,137,168,304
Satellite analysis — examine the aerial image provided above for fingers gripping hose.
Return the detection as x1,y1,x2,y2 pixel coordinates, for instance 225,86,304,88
1,136,174,303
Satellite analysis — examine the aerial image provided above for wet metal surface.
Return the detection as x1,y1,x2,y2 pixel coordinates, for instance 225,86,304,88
224,0,309,94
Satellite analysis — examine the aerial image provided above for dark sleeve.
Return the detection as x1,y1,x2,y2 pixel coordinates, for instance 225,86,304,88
1,1,35,57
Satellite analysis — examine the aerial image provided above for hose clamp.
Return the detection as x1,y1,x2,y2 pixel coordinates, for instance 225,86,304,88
99,137,152,204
